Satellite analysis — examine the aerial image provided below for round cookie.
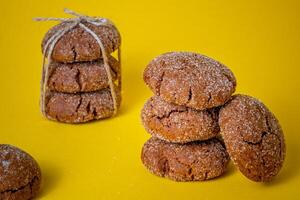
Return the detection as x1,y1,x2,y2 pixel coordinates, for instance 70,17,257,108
0,144,41,200
46,88,121,123
42,21,121,63
141,96,220,143
141,137,229,181
143,52,236,110
48,56,119,93
219,94,285,182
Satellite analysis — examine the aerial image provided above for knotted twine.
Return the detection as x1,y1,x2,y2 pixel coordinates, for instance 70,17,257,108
34,8,121,117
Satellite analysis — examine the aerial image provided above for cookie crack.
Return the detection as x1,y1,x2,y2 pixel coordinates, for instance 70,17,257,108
207,92,212,106
156,109,187,120
265,115,272,133
204,171,209,180
51,80,56,91
75,96,82,113
240,105,274,146
258,105,281,142
187,87,192,103
92,108,98,117
71,46,77,61
86,101,91,113
242,131,268,145
75,68,82,91
0,175,38,195
157,71,165,96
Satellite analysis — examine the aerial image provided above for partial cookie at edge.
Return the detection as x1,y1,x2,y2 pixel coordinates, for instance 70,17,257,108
0,144,42,200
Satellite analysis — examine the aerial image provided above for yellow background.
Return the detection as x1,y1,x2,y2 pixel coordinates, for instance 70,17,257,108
0,0,299,199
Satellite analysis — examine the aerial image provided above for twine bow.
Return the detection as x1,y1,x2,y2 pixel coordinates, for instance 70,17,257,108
34,8,121,117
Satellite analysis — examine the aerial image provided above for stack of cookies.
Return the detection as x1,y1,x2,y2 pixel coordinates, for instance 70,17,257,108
141,52,285,182
39,20,121,123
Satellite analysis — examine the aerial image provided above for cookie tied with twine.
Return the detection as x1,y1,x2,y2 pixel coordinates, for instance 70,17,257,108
34,8,121,122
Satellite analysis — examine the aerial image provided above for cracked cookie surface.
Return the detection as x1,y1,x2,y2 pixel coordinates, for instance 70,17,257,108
42,21,121,63
141,137,229,181
46,88,121,123
48,56,119,93
143,52,236,110
0,144,41,200
141,96,220,143
219,94,285,182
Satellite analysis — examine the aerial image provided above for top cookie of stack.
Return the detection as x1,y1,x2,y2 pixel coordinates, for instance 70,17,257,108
42,21,120,63
40,20,121,123
144,52,236,110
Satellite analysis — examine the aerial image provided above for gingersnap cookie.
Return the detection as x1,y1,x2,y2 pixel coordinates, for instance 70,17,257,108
42,21,121,63
219,94,285,182
0,144,41,200
46,88,121,123
141,137,229,181
141,96,219,143
48,56,119,93
144,52,236,110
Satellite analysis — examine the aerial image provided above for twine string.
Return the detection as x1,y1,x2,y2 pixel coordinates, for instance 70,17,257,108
41,23,78,115
79,23,118,115
34,8,120,116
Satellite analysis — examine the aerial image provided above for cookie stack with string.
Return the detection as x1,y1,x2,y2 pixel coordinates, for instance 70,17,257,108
141,52,286,182
36,9,121,123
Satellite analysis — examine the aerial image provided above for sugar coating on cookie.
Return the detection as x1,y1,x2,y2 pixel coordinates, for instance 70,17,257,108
42,21,121,63
0,144,41,200
141,96,220,143
219,94,285,182
48,56,119,93
144,52,236,110
141,137,229,181
46,88,121,123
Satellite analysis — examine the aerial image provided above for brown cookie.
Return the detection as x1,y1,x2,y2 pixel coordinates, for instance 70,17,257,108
48,56,119,93
144,52,236,110
0,144,41,200
141,137,229,181
141,96,220,143
42,21,121,63
46,88,121,123
219,94,285,182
